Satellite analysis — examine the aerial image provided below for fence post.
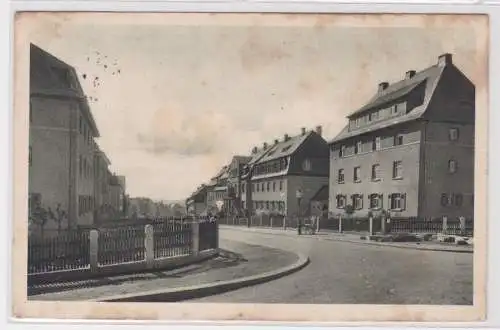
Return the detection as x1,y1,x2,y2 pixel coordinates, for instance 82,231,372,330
339,215,343,233
90,229,99,272
144,224,154,268
369,216,374,236
442,216,448,235
191,221,200,255
459,216,466,236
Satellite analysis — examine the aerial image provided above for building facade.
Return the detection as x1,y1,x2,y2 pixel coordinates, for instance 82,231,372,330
328,53,475,219
29,44,128,233
186,184,208,216
29,43,100,231
241,126,330,217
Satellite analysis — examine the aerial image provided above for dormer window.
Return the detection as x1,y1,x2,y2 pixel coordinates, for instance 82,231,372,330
355,141,362,154
394,134,404,146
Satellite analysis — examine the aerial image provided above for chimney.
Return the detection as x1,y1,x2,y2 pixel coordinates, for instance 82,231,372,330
252,146,258,154
301,127,306,136
263,142,268,150
315,125,323,136
438,53,453,67
274,139,279,145
405,70,416,79
378,82,389,93
284,133,290,141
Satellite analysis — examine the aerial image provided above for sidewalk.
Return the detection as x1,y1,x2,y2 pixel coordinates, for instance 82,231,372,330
220,225,473,253
29,239,301,301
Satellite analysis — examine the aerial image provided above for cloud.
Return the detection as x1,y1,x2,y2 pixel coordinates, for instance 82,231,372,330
135,104,235,157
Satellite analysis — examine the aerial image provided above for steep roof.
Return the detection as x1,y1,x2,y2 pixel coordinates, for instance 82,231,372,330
257,131,313,164
232,155,252,164
311,185,329,201
30,43,100,137
330,59,447,144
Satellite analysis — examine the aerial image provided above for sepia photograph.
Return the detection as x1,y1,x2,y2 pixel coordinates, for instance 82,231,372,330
12,12,488,322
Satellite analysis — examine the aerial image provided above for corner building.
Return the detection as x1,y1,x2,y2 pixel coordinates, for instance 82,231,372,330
328,53,475,219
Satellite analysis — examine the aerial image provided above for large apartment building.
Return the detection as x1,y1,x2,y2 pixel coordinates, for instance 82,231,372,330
241,126,330,217
328,53,475,219
29,43,100,229
29,44,127,233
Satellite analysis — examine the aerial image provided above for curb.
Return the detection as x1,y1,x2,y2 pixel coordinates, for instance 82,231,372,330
220,226,473,254
92,253,310,302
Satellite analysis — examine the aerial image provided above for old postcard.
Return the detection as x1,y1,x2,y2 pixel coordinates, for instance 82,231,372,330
12,12,488,322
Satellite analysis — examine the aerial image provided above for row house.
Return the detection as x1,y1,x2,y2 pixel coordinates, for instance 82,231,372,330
205,165,230,215
186,184,208,216
328,53,475,219
241,126,330,217
29,43,127,233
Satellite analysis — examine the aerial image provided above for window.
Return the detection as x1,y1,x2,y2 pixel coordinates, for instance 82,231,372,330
266,182,270,192
371,164,380,181
273,181,276,192
449,128,459,141
374,137,381,151
454,193,463,207
281,145,292,152
337,169,345,184
256,183,259,192
352,194,363,210
441,193,450,206
448,160,457,173
29,146,32,166
336,195,346,209
340,145,346,157
252,183,255,192
79,156,83,177
394,134,403,146
369,194,383,210
355,141,362,154
392,105,398,114
392,161,403,179
279,180,283,191
261,183,265,192
354,166,361,182
389,193,406,210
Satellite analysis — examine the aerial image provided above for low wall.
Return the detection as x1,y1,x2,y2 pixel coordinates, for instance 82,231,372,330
28,220,220,285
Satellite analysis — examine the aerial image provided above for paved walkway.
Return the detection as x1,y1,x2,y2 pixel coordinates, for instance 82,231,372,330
220,225,473,253
28,239,299,301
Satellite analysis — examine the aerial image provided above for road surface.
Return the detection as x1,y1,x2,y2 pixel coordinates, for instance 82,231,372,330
193,227,473,305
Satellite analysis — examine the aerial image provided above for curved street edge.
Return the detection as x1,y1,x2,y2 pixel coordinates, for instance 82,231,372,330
92,253,310,302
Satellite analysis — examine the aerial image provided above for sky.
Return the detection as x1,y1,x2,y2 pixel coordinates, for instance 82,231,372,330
26,13,485,201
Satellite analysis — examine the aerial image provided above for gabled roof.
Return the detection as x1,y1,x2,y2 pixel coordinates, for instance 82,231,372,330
257,131,313,164
311,185,329,202
30,43,100,137
232,155,252,164
330,60,448,144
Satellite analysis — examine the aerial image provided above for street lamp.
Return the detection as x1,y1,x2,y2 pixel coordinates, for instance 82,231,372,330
296,189,303,235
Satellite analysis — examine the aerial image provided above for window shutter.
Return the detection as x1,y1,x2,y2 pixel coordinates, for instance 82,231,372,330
360,194,364,209
388,194,392,209
402,193,407,210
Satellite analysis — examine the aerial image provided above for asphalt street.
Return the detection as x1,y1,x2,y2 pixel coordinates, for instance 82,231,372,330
192,227,473,305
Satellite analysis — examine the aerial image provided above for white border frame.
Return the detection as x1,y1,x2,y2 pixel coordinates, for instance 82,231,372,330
2,0,499,329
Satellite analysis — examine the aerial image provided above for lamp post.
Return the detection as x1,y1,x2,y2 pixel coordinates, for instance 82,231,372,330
280,192,286,230
296,189,303,235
